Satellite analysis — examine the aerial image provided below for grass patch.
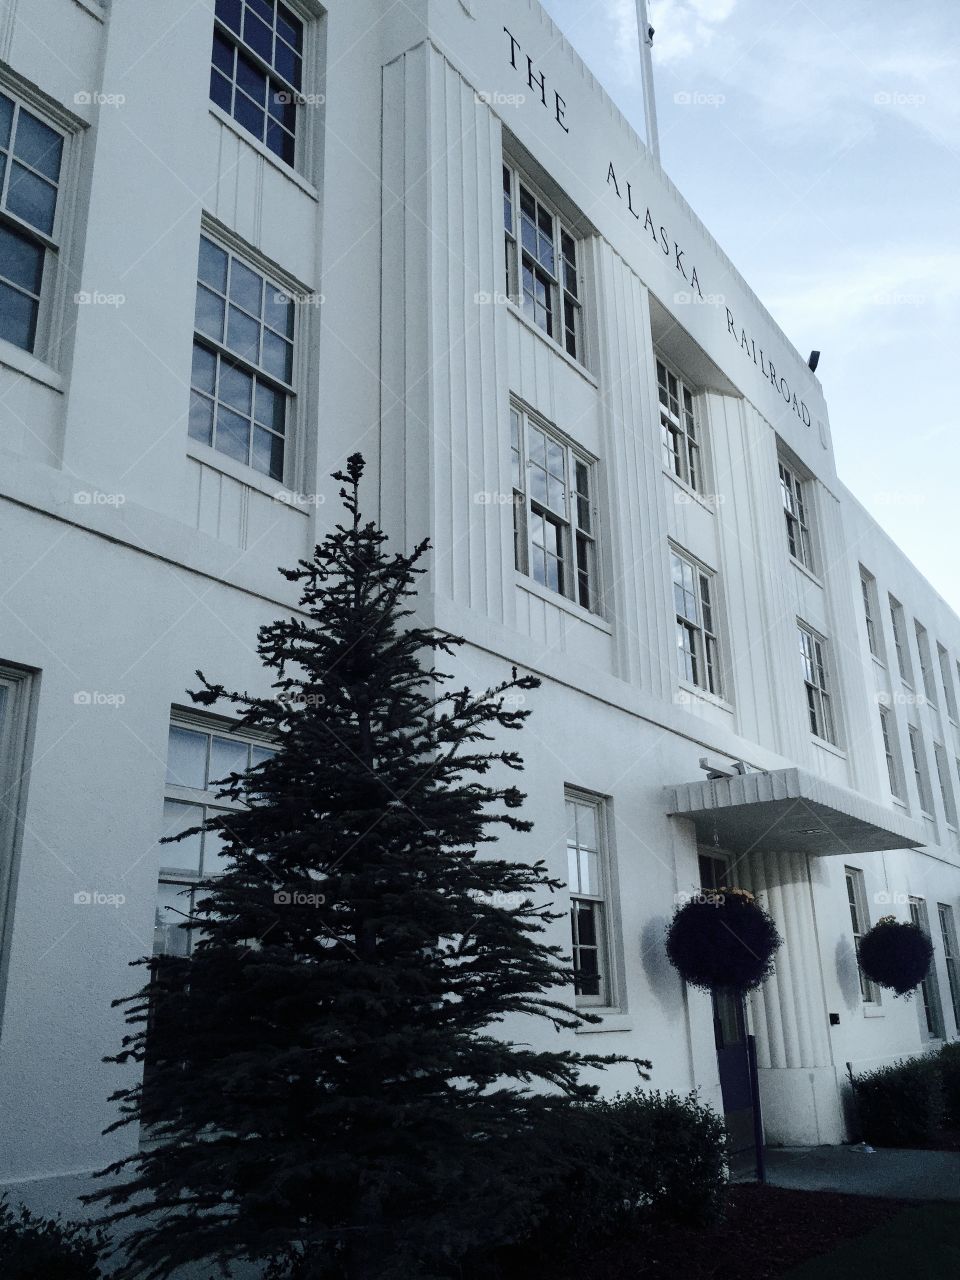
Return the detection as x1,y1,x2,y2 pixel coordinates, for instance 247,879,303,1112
784,1203,960,1279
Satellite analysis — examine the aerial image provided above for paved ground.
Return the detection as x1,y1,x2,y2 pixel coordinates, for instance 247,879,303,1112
754,1144,960,1201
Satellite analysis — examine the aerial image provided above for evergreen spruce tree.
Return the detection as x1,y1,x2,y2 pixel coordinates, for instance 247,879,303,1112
90,455,620,1280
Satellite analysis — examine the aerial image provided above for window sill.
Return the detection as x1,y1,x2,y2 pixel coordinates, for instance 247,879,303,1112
862,1004,885,1019
871,654,887,672
677,680,734,715
186,442,308,511
505,301,598,387
663,468,718,514
515,574,612,633
789,555,823,588
0,339,64,391
72,0,106,19
891,796,908,810
208,105,320,201
574,1012,632,1034
810,735,847,760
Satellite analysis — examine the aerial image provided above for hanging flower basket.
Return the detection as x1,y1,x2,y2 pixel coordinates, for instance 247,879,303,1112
665,887,782,993
858,915,933,997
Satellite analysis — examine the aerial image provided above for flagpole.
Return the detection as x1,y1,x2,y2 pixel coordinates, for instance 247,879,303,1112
635,0,661,162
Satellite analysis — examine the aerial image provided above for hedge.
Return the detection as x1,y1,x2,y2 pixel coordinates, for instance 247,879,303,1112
851,1055,945,1147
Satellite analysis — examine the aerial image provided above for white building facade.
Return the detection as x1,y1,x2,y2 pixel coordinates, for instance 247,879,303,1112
1,0,959,1219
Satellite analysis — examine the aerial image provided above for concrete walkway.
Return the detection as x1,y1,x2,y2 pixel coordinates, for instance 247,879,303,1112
759,1144,960,1201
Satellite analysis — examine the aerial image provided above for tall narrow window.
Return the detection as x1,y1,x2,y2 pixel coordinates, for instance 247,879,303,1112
908,897,944,1039
0,90,65,354
915,622,937,704
510,402,598,612
502,163,583,362
566,792,615,1008
889,596,911,683
798,623,836,744
938,903,960,1032
672,551,722,696
0,664,32,1023
658,359,701,491
845,867,879,1003
860,569,880,658
908,725,933,816
937,644,958,722
933,741,957,827
210,0,304,167
779,460,812,568
190,233,296,481
879,707,902,801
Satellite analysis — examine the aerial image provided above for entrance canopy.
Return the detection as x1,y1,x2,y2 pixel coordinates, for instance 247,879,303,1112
665,767,924,857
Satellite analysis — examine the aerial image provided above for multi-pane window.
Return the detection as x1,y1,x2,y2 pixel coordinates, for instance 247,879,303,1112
190,234,295,481
879,707,903,801
845,867,879,1003
566,793,614,1007
860,569,880,658
658,359,701,491
210,0,304,166
510,403,598,611
798,624,836,744
503,163,582,361
933,741,957,828
908,725,933,816
0,92,64,354
779,461,812,568
672,552,721,696
908,897,944,1039
915,622,937,704
156,721,274,958
888,596,911,683
0,665,32,1018
937,904,960,1033
937,644,958,722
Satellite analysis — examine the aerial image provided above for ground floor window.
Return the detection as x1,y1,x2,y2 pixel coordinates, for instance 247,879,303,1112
0,664,33,1023
566,791,616,1008
909,897,944,1039
844,867,880,1004
937,903,960,1033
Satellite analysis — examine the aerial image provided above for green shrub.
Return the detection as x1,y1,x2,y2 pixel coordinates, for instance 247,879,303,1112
938,1042,960,1128
851,1055,944,1147
0,1197,107,1279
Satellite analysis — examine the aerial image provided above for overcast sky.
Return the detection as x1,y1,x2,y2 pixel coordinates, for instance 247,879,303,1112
540,0,960,614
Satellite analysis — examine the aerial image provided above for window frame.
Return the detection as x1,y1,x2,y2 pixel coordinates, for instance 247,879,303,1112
914,621,937,705
510,399,600,614
0,664,36,1029
937,903,960,1033
878,706,903,802
798,622,837,745
889,596,911,685
779,459,813,569
565,790,619,1010
671,547,723,698
908,896,944,1040
502,160,585,365
658,356,703,493
933,740,957,829
859,568,881,659
937,644,958,723
208,0,320,176
844,867,880,1005
908,724,934,817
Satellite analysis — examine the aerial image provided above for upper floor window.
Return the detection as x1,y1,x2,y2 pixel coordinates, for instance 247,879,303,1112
503,163,582,362
510,402,598,612
888,595,911,684
658,359,701,491
860,568,880,659
914,621,937,704
672,550,721,696
908,724,933,816
937,644,958,722
879,706,903,801
845,867,879,1004
779,460,812,568
908,897,944,1039
798,623,836,744
937,903,960,1033
566,791,616,1008
190,233,295,482
933,741,957,828
0,90,64,354
210,0,304,167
